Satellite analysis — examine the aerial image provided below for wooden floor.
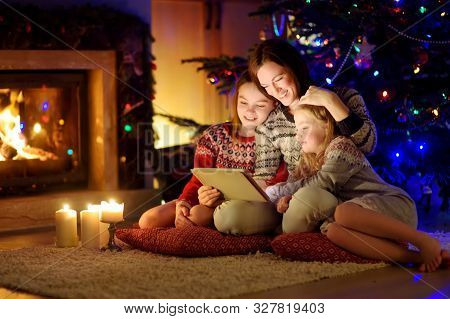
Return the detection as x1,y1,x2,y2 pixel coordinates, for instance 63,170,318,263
0,228,449,299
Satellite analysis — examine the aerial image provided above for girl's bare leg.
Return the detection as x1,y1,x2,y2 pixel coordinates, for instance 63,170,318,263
138,200,176,228
188,205,215,227
327,202,448,272
326,223,422,263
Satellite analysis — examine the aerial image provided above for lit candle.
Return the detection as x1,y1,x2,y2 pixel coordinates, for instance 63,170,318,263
80,204,109,249
100,200,124,223
55,204,78,247
92,204,110,247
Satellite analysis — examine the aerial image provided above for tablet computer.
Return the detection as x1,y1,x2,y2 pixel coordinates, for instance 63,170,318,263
191,168,270,202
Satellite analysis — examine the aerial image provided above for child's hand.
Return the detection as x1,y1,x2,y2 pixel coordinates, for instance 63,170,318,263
198,186,223,208
175,201,194,228
276,195,292,213
175,201,190,217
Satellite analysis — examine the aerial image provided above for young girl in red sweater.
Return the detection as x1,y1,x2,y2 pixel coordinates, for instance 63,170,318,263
139,72,283,229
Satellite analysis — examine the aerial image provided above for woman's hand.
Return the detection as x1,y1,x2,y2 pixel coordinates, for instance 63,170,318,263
276,195,292,213
198,186,223,208
174,201,194,228
295,86,349,121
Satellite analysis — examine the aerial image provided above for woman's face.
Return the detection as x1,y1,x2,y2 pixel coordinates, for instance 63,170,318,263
256,61,298,106
237,82,275,130
294,109,327,154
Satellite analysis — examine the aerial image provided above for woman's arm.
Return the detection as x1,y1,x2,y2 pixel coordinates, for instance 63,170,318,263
335,88,377,154
297,86,377,154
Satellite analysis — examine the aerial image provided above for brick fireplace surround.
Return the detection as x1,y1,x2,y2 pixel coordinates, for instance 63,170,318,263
0,51,158,232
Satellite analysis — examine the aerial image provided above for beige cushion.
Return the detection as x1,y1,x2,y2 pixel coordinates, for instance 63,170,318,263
214,200,281,235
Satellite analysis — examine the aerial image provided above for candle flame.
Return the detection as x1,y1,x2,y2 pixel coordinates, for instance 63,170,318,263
63,204,70,210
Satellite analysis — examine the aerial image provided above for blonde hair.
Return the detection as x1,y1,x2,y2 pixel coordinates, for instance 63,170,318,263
292,104,339,179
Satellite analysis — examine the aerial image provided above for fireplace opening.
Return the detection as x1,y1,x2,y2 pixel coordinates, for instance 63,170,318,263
0,71,88,196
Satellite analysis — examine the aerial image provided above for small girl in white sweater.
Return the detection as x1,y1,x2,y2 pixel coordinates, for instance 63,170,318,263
266,103,449,272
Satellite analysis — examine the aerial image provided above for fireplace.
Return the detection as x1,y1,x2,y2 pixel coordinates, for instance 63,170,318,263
0,5,157,232
0,50,119,192
0,50,138,231
0,71,88,195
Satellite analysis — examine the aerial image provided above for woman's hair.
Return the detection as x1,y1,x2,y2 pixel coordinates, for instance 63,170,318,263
230,71,252,140
292,104,339,179
248,39,312,100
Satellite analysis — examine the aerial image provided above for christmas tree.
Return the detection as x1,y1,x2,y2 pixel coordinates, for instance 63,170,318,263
185,0,449,204
181,56,248,95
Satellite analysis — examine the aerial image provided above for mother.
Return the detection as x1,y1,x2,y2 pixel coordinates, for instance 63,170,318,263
215,38,377,235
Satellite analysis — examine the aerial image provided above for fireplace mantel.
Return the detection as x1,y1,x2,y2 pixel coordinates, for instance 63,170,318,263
0,50,118,191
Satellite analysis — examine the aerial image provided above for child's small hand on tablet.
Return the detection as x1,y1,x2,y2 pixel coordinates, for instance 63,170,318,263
198,186,223,208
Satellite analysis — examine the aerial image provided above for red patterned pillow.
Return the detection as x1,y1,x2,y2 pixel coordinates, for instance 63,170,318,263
271,232,382,264
116,226,272,257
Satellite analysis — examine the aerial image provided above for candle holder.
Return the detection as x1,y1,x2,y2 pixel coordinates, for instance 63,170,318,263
101,223,122,252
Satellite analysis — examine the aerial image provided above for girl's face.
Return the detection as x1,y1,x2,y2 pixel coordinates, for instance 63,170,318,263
237,82,275,130
294,109,327,154
256,61,298,106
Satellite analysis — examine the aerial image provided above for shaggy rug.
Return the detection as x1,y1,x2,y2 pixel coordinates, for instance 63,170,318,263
0,231,448,299
0,247,386,299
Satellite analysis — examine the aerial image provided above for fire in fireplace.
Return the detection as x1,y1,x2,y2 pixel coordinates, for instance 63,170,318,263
0,71,88,195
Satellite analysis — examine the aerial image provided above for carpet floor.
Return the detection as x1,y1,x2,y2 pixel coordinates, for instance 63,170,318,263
0,231,448,299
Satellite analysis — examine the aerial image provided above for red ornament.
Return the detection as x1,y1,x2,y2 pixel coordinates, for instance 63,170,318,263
26,22,32,33
41,115,50,123
333,47,341,59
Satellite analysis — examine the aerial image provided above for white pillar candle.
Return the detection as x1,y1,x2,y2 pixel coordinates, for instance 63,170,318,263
55,205,78,248
90,204,110,247
81,204,107,249
100,200,124,223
